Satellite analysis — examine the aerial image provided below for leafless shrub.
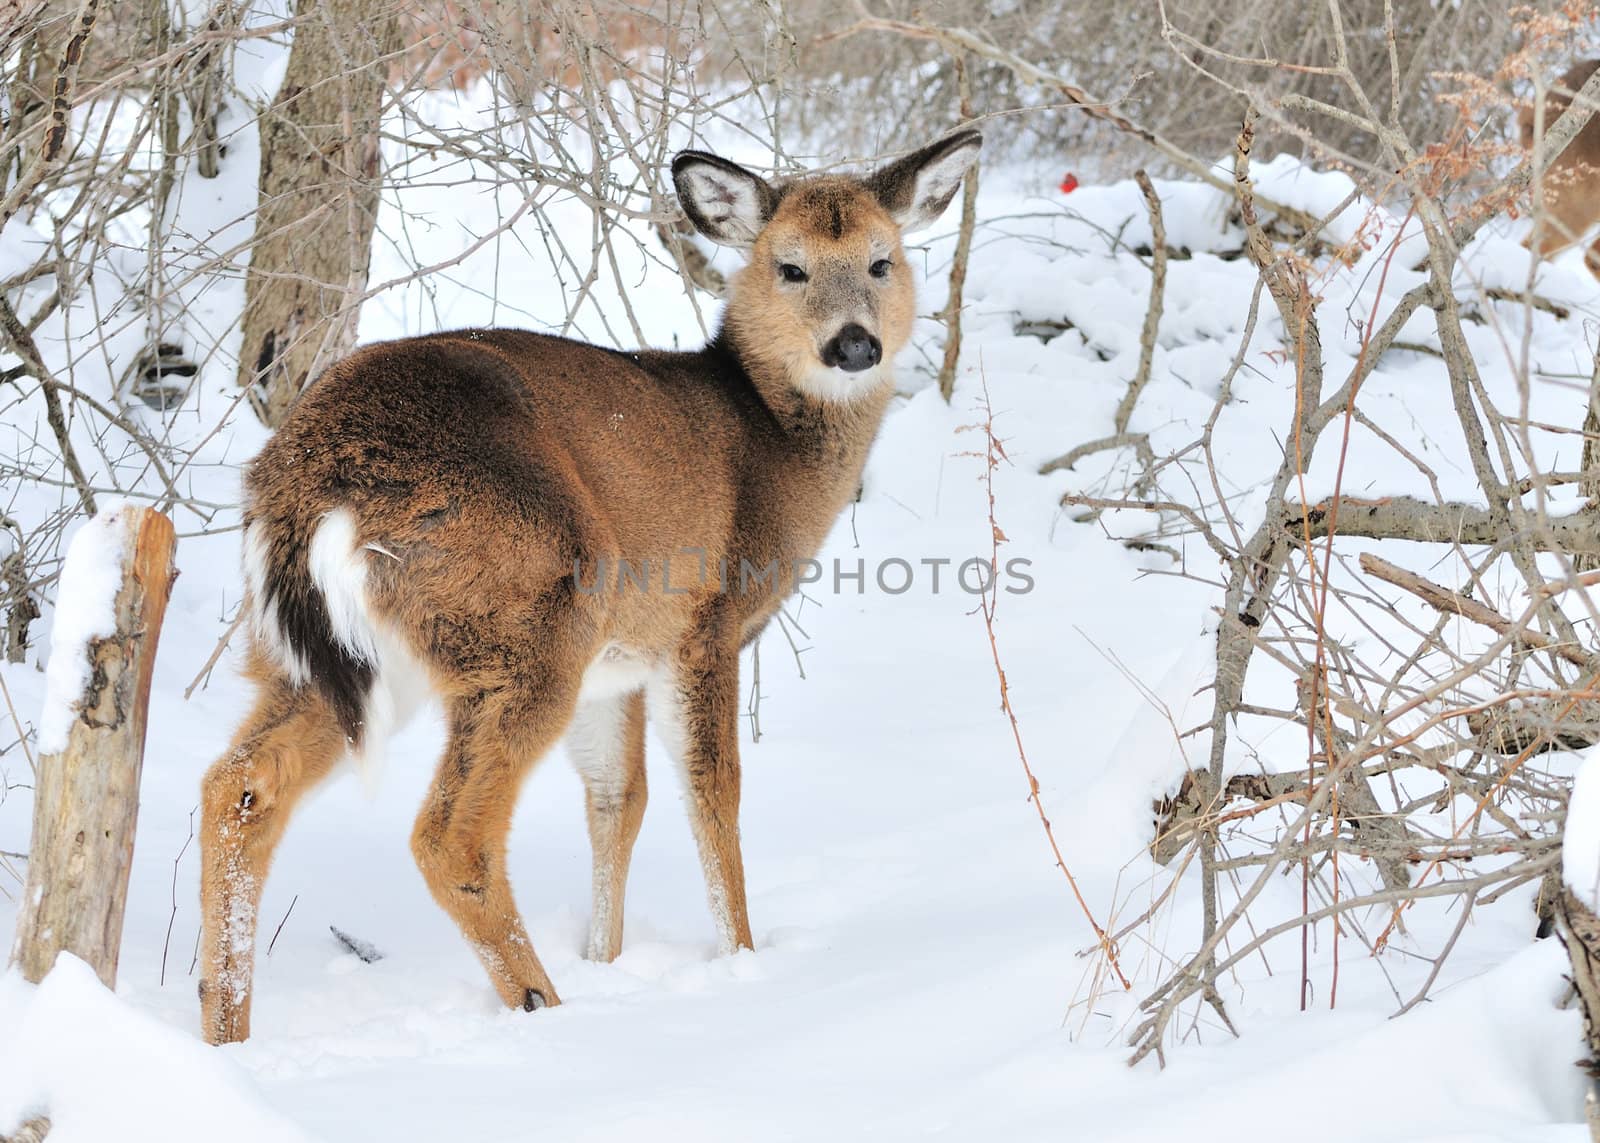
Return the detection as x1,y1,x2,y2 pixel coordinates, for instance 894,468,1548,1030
400,0,1538,174
997,2,1600,1067
766,0,1539,176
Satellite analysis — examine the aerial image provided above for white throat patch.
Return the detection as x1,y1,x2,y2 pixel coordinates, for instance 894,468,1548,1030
793,363,892,404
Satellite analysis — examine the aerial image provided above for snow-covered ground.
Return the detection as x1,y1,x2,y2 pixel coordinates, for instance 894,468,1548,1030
5,41,1600,1142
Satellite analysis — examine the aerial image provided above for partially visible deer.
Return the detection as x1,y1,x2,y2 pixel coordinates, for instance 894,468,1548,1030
1522,58,1600,275
198,130,982,1043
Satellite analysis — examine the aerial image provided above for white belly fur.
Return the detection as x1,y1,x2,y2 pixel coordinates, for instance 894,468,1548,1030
577,643,654,704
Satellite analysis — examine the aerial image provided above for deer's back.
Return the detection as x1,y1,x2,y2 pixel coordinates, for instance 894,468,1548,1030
1522,59,1600,165
247,330,758,562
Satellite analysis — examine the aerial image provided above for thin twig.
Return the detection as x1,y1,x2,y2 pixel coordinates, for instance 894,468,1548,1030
266,894,299,958
968,367,1130,992
1112,170,1166,436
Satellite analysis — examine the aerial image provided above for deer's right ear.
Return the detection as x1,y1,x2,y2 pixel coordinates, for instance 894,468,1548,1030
672,151,777,249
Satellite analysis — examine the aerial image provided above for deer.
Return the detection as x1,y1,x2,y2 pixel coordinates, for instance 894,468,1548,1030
1522,58,1600,276
197,130,983,1044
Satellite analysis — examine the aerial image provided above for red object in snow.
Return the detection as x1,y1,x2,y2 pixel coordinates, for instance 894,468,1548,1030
1059,173,1079,194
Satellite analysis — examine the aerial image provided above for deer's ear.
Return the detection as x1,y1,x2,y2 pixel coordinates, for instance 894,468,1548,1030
672,151,778,248
864,130,982,234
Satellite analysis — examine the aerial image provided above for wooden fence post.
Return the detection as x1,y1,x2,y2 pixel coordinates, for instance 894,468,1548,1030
7,504,176,988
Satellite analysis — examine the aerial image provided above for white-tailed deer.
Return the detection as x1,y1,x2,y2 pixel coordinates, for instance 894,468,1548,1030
1522,58,1600,275
198,131,982,1043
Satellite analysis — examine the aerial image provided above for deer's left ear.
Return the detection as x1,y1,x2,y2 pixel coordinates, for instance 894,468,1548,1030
865,130,982,234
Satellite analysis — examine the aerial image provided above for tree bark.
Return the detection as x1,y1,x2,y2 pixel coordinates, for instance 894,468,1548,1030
2,531,37,663
1286,494,1600,554
1559,887,1600,1140
0,1116,51,1143
236,0,398,426
7,507,176,989
0,0,99,236
1580,351,1600,573
936,55,977,404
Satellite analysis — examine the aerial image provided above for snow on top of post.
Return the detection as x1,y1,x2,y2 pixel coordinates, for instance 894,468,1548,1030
1564,746,1600,913
38,502,138,755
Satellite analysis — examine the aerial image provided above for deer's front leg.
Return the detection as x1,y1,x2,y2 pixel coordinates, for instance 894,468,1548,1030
649,633,752,954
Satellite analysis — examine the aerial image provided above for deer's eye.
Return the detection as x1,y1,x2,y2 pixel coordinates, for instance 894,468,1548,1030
778,263,808,283
870,258,893,279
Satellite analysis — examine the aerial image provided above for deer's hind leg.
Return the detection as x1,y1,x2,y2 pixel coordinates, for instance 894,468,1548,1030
1528,164,1600,265
567,689,647,962
199,668,347,1044
411,676,584,1012
1583,232,1600,278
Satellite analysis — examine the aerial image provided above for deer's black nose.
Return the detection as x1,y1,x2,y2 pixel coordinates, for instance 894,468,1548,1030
822,324,882,373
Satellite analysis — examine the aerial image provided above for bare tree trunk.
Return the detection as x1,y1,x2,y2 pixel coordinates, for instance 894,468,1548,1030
936,55,977,403
236,0,398,427
7,507,176,989
0,0,99,234
2,517,37,662
1580,350,1600,573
